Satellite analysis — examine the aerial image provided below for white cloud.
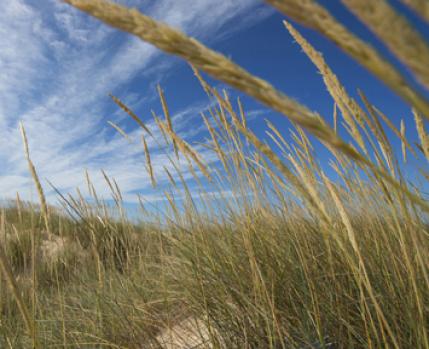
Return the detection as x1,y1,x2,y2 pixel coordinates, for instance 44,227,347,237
0,0,271,205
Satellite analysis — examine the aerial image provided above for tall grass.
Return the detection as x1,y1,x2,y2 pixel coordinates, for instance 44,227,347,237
0,0,428,347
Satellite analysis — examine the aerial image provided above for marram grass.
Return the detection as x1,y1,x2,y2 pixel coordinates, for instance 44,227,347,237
266,0,429,119
63,0,429,216
400,0,429,23
343,0,429,90
0,0,428,348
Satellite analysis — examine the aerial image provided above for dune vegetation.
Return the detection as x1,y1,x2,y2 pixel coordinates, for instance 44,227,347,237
0,0,428,348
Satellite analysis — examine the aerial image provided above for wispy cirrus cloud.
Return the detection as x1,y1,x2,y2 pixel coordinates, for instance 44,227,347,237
0,0,272,204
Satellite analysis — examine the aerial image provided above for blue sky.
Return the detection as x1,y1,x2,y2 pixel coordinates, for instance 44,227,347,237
1,0,428,206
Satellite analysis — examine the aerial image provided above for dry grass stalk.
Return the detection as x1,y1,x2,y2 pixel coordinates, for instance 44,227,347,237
286,23,384,166
19,123,50,236
142,134,156,188
288,155,331,224
107,121,132,143
113,178,123,203
284,20,367,153
400,0,429,23
16,192,23,224
109,94,152,136
342,0,429,90
266,120,291,155
164,191,180,221
101,170,119,204
163,166,177,188
373,107,415,156
358,92,390,147
357,91,395,170
265,0,429,118
265,130,287,158
85,170,100,205
333,104,338,134
237,97,247,130
158,121,212,182
414,109,429,160
157,85,179,157
400,119,407,163
152,111,170,146
201,113,230,177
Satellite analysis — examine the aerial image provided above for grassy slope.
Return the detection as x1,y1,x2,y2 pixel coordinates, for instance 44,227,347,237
1,0,428,348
